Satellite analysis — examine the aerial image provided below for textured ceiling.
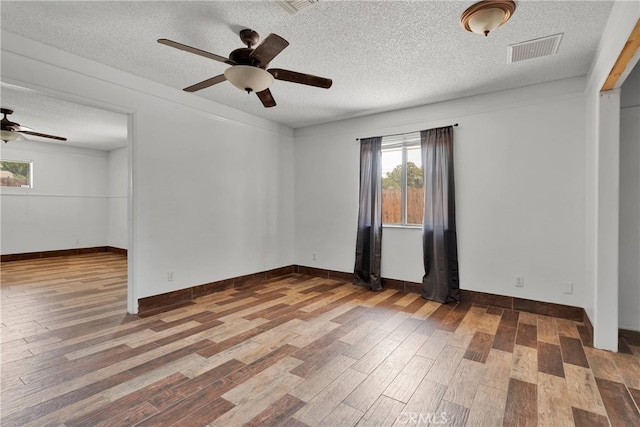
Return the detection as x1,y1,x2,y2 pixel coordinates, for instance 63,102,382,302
1,0,614,131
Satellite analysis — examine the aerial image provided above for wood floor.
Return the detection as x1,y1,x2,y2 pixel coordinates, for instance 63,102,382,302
1,253,640,426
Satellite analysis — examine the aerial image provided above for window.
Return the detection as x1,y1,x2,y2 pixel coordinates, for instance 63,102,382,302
381,132,424,225
1,160,32,188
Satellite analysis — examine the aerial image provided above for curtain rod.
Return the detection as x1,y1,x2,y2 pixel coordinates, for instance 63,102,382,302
356,123,458,141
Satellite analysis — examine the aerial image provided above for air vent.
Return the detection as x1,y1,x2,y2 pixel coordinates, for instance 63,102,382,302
508,33,563,63
275,0,320,15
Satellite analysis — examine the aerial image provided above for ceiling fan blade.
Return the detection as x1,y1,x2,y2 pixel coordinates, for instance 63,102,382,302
249,34,289,67
9,125,33,132
157,39,235,65
183,74,227,92
268,68,332,89
256,89,276,108
19,130,67,141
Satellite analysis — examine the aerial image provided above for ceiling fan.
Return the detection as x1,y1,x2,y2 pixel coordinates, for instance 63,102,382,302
158,29,332,108
1,108,67,143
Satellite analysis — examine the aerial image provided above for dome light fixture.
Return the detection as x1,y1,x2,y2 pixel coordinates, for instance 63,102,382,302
460,0,516,37
224,65,274,94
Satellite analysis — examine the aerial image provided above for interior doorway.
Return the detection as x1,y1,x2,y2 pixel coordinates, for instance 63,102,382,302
0,82,135,313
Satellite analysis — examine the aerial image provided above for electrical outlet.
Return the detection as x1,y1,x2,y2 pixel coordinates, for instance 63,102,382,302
167,271,174,282
312,253,317,261
75,238,80,245
562,281,573,294
515,276,524,287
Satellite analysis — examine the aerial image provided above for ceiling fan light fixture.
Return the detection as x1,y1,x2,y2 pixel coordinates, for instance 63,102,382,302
460,0,516,37
1,130,26,143
224,65,274,93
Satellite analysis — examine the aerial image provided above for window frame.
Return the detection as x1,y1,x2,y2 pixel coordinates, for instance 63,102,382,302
381,132,422,227
0,159,33,189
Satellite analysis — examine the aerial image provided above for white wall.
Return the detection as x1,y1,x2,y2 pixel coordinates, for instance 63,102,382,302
108,147,127,249
1,140,108,253
1,31,295,306
584,0,640,350
619,63,640,331
294,77,587,308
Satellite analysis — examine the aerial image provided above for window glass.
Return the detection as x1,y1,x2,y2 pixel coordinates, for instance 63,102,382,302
381,133,423,226
0,160,32,188
381,148,402,224
406,146,424,225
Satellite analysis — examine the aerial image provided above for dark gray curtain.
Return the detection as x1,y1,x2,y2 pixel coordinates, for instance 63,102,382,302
354,137,383,291
421,126,460,303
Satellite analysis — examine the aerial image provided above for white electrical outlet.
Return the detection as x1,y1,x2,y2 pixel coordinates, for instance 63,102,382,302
75,238,80,245
167,271,174,282
562,281,573,294
312,253,317,261
515,276,524,287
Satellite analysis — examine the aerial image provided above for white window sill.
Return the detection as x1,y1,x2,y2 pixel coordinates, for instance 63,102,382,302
383,224,422,230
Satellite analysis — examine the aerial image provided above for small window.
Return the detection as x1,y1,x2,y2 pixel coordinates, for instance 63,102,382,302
1,160,32,188
381,132,423,225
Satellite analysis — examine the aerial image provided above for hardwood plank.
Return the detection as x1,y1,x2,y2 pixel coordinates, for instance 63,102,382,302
502,378,537,427
289,354,356,402
424,345,465,386
394,379,446,426
481,349,512,392
492,324,517,353
466,384,507,427
610,351,640,389
434,399,470,426
358,395,405,426
244,394,306,427
584,347,623,382
510,344,538,384
341,327,389,360
344,333,428,412
499,310,520,329
415,329,453,359
463,331,494,363
571,407,610,427
537,372,573,426
291,368,367,426
537,341,565,377
319,402,363,427
351,337,401,375
443,358,486,408
556,318,581,338
515,322,537,349
564,363,607,415
517,311,538,325
537,316,560,344
559,335,590,368
383,355,433,403
596,377,640,426
630,388,640,410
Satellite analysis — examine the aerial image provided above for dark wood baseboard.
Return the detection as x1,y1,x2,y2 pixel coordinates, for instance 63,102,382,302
294,264,585,321
107,247,128,256
143,262,587,324
1,246,127,262
137,265,295,316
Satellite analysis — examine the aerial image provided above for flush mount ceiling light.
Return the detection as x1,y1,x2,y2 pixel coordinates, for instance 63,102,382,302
460,0,516,37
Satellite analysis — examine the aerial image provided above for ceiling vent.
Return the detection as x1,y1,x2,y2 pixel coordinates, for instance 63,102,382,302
275,0,320,15
508,33,563,63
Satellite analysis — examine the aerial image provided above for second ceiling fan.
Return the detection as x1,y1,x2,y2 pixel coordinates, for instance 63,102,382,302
158,29,332,108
